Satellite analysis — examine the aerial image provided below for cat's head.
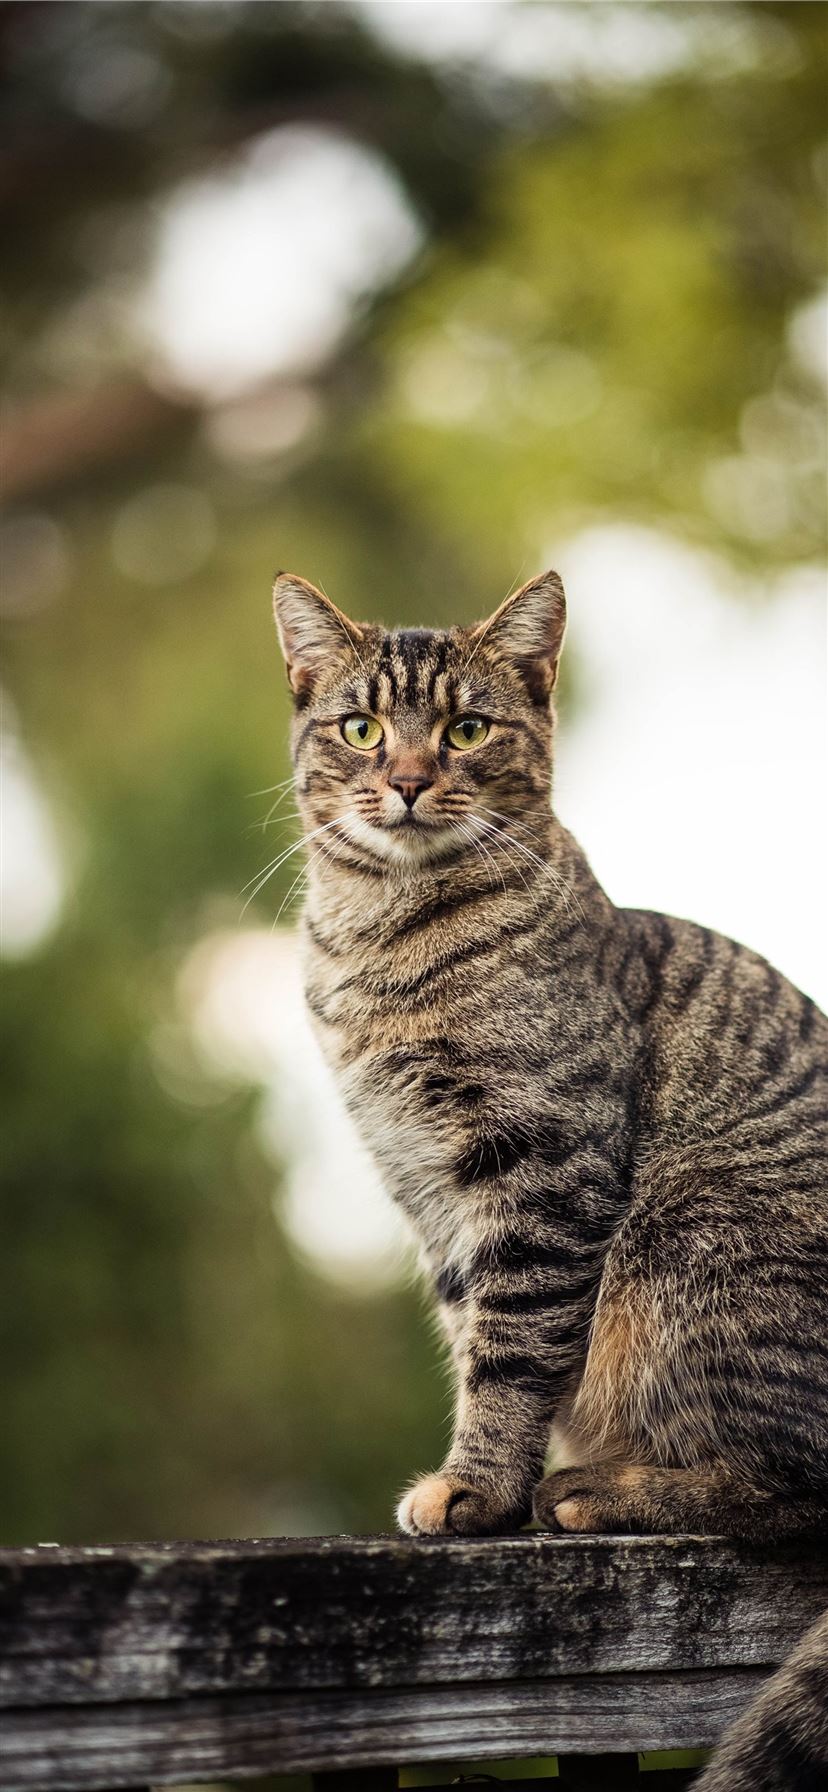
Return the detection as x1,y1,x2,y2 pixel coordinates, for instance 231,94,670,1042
272,571,566,868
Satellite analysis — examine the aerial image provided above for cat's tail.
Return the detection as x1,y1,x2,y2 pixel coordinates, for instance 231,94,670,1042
694,1607,828,1791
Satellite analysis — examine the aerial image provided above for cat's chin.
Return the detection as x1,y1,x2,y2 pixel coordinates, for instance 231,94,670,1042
342,812,463,868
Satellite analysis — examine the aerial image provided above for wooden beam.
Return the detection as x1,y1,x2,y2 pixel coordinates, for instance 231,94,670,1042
0,1534,825,1790
2,1534,824,1706
0,1671,767,1789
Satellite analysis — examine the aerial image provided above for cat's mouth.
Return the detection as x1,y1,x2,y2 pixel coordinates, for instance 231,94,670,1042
343,809,464,866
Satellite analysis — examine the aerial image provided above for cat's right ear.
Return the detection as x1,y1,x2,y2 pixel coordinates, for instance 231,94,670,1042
272,573,363,701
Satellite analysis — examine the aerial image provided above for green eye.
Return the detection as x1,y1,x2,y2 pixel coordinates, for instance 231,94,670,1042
446,715,489,751
342,714,383,751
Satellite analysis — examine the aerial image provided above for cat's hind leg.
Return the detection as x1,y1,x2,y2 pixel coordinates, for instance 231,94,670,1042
533,1461,828,1541
548,1149,828,1541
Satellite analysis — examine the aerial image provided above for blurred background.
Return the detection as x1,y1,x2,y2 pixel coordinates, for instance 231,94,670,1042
2,0,826,1550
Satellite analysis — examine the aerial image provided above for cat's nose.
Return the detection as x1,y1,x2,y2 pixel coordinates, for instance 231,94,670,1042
390,773,434,811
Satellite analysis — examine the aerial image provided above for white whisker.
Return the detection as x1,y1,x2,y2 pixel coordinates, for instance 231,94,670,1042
450,819,501,894
476,809,586,923
271,840,335,928
454,816,508,894
245,804,303,838
239,818,342,914
469,818,543,907
246,776,294,799
258,788,302,830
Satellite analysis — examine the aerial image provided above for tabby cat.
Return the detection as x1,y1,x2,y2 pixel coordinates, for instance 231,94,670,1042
273,568,828,1790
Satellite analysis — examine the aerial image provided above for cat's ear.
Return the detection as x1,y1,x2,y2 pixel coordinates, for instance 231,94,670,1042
273,573,364,700
470,570,566,701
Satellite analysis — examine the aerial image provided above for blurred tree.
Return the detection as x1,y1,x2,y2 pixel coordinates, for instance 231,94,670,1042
369,10,826,575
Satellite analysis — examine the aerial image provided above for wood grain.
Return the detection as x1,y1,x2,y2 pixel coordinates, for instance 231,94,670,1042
0,1669,771,1789
0,1535,825,1790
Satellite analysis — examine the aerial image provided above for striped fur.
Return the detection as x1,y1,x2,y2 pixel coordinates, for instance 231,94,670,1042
273,568,827,1785
694,1609,828,1791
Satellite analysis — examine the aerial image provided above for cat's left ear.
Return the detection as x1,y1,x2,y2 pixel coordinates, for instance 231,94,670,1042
273,572,364,701
470,570,566,701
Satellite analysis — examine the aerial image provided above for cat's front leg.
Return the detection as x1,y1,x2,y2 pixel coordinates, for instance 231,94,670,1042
396,1381,549,1536
397,1272,592,1536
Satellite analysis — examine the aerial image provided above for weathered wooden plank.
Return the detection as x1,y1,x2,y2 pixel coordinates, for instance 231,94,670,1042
0,1667,768,1790
1,1535,825,1708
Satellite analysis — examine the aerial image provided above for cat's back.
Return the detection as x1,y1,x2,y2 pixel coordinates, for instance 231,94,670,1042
618,905,827,1149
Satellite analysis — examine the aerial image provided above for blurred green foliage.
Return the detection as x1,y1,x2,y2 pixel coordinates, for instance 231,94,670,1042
373,51,827,569
1,1,825,1545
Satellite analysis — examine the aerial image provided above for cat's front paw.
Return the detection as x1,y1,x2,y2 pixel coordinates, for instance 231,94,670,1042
396,1472,527,1536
